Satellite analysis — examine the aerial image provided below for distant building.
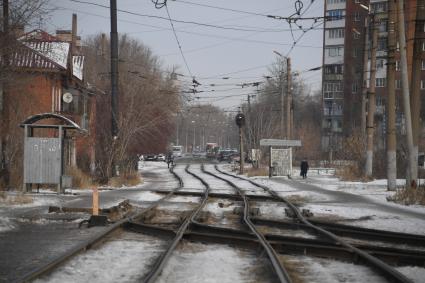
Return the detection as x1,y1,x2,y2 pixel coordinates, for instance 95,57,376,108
321,0,425,155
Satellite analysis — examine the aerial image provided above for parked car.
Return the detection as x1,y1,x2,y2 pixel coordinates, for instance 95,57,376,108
144,154,157,161
157,153,166,161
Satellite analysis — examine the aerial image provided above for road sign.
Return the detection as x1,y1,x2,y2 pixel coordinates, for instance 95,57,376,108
260,139,302,147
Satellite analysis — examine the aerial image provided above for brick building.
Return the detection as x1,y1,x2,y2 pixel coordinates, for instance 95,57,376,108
0,20,104,187
321,0,425,155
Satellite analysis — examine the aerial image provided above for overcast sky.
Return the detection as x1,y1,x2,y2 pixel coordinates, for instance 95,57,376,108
46,0,324,111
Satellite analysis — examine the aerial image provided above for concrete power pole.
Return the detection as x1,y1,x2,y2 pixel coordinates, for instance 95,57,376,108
365,16,378,177
410,0,425,186
387,0,397,191
286,57,292,139
397,0,416,186
361,17,370,138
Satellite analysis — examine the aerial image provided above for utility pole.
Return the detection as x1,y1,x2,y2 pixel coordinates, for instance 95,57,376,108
286,57,292,139
361,17,370,138
410,0,424,186
387,0,397,191
110,0,119,139
280,61,285,139
365,15,378,177
397,0,416,186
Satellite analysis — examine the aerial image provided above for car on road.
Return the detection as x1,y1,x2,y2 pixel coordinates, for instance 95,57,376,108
144,154,157,161
157,153,166,161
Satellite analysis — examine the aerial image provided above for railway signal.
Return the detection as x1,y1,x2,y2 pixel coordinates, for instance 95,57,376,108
235,113,245,174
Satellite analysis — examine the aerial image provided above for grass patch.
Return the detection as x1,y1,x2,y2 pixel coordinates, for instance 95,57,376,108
246,167,269,177
336,165,372,182
109,172,143,188
67,167,94,189
388,187,425,205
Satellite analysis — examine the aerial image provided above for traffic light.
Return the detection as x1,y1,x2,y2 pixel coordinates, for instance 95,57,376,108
235,113,245,128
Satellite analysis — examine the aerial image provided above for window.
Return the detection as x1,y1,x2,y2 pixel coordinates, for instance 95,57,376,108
396,60,400,71
328,28,345,38
354,12,360,22
353,48,359,58
324,64,344,74
422,60,425,70
378,38,387,51
327,9,344,21
323,82,343,99
352,82,358,93
376,59,385,69
396,80,401,89
327,46,343,57
422,42,425,51
378,21,388,33
353,31,360,39
421,80,425,90
376,78,386,87
371,2,387,13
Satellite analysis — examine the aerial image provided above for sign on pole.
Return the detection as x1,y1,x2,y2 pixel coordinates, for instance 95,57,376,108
260,139,301,147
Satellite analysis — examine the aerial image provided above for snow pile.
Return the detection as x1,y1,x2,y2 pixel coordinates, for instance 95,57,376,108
136,191,163,202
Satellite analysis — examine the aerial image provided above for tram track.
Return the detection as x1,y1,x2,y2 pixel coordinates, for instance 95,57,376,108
211,164,415,283
11,161,423,283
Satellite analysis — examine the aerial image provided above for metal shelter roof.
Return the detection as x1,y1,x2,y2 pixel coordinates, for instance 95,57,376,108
20,113,83,131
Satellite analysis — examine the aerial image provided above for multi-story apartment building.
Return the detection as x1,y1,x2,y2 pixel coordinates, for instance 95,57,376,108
321,0,425,155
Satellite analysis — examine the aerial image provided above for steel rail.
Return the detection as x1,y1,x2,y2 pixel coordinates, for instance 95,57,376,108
251,217,425,247
214,165,414,283
141,163,211,283
13,165,184,283
201,164,293,283
124,218,425,267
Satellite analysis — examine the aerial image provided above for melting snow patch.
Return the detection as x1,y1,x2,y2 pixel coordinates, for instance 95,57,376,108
397,266,425,283
35,233,165,283
0,216,15,232
136,191,163,202
157,243,258,283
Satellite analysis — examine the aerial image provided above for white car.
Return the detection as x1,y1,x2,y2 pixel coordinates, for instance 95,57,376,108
157,153,166,161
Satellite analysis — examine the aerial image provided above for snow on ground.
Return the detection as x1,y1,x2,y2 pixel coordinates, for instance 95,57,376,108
157,242,261,283
304,203,425,235
135,191,163,202
397,266,425,283
0,216,15,232
35,232,165,283
283,255,387,283
167,195,201,203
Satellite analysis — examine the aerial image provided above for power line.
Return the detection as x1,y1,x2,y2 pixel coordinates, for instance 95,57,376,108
164,4,193,77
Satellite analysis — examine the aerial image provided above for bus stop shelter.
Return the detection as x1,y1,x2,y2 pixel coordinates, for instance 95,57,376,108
20,113,85,194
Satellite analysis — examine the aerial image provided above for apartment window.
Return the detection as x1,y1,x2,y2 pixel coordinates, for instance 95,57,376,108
421,80,425,90
354,12,360,22
327,46,343,57
371,2,387,13
422,42,425,51
324,82,343,99
353,31,360,39
376,59,385,69
376,95,383,106
396,80,401,89
376,78,386,87
422,60,425,70
352,82,358,93
328,28,345,39
327,9,344,21
395,60,400,71
378,21,388,33
353,48,359,58
378,38,387,51
324,64,344,74
355,0,360,3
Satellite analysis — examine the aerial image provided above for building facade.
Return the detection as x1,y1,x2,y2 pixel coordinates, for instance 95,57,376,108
321,0,425,155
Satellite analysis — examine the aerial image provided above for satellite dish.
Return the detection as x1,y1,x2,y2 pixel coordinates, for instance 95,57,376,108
62,92,73,103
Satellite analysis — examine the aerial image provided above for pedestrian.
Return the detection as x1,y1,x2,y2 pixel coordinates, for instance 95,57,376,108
166,151,174,168
300,159,309,179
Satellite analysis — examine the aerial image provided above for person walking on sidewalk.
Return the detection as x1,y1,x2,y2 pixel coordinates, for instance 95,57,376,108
300,159,309,179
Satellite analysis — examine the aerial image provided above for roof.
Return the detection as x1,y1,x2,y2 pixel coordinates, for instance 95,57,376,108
12,29,84,81
20,113,84,132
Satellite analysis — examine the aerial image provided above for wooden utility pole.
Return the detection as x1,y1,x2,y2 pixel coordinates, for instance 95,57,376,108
110,0,119,138
397,0,416,186
410,0,425,186
361,17,370,138
286,57,292,139
365,16,378,177
387,0,397,191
